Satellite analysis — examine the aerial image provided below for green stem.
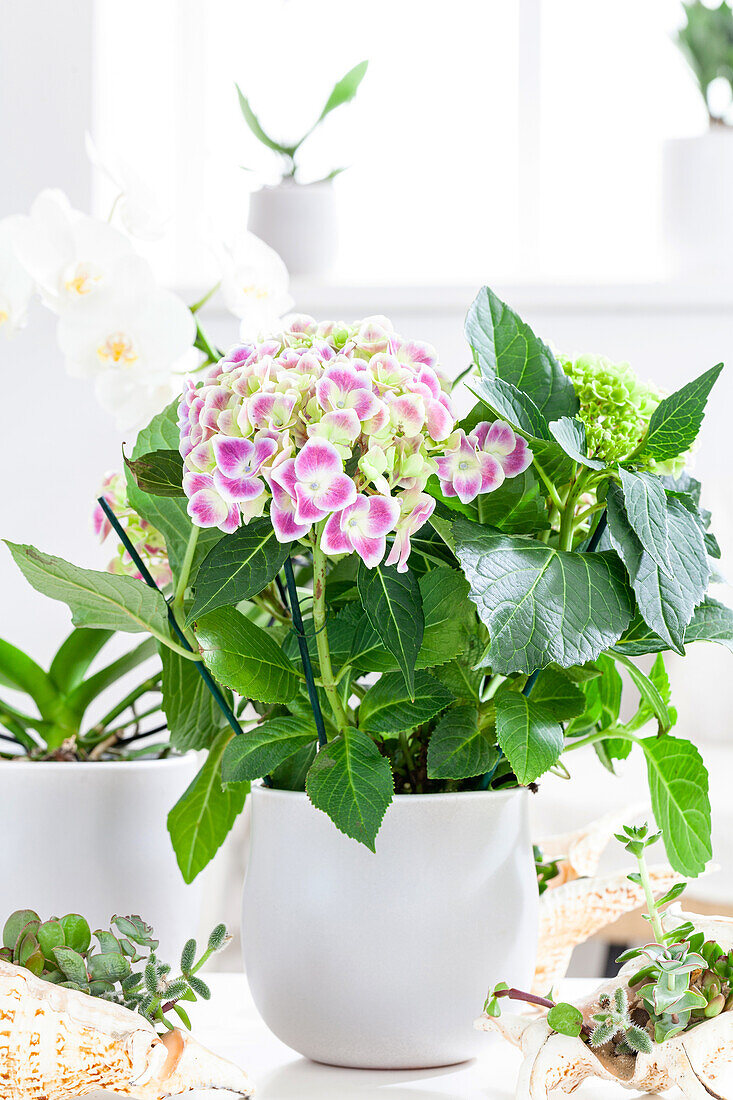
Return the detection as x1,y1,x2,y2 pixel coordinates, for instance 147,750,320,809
564,728,637,753
533,458,564,511
400,729,416,772
173,527,199,615
637,846,666,944
481,674,506,702
311,530,350,735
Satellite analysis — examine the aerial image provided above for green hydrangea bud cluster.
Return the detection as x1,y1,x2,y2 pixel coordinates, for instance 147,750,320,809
559,353,661,463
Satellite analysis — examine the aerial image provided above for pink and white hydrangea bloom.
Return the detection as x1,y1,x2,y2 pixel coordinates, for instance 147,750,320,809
93,472,172,586
178,315,533,569
436,421,532,504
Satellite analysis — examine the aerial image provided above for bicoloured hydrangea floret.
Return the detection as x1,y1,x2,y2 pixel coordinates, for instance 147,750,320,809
178,315,532,570
436,421,532,505
93,472,172,586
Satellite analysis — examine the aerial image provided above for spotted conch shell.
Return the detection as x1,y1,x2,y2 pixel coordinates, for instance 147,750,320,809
533,806,683,993
0,958,253,1099
477,970,733,1099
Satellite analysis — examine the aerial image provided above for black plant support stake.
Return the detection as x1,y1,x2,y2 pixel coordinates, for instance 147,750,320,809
96,497,245,743
281,555,328,748
479,508,608,792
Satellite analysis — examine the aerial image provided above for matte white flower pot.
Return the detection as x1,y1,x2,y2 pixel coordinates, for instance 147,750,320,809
242,786,537,1069
247,181,338,277
663,130,733,279
0,756,202,960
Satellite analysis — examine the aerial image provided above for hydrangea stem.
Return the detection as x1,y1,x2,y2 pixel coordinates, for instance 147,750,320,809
311,530,350,736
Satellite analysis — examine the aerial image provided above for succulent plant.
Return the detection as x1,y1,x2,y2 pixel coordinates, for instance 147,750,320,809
1,909,230,1032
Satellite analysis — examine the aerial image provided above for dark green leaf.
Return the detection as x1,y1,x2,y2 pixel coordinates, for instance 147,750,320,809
0,636,59,716
161,647,226,751
464,287,578,420
548,417,606,469
269,740,317,790
52,946,88,985
167,730,249,883
612,652,671,732
427,705,498,779
617,468,671,574
124,448,185,497
318,60,369,121
5,543,170,636
469,375,550,439
614,597,733,656
187,519,292,623
59,914,91,953
432,655,484,701
87,952,131,983
221,716,315,782
530,668,586,720
495,692,564,783
359,671,454,734
305,726,394,850
607,490,709,654
357,561,424,696
453,518,634,674
641,363,722,461
37,920,65,963
642,735,711,876
195,607,300,704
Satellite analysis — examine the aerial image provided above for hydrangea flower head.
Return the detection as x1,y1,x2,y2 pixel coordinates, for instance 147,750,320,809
93,472,172,586
178,315,532,570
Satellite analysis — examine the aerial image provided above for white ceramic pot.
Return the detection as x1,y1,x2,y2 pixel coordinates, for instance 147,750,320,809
247,180,338,277
663,130,733,279
0,757,202,960
242,786,537,1069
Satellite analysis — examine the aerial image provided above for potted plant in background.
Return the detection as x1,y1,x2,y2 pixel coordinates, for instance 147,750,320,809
0,474,205,958
8,287,730,1068
237,61,368,277
665,1,733,278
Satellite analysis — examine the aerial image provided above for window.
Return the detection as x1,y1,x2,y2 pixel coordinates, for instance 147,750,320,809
94,0,702,286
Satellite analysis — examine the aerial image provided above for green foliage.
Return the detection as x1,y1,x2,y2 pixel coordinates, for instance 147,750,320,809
160,646,227,752
167,730,249,883
0,909,228,1032
427,705,498,780
187,519,292,623
357,561,424,696
642,736,711,876
195,606,300,704
305,726,394,850
494,691,563,784
548,417,606,469
236,61,368,181
547,1002,586,1038
221,716,315,782
124,449,185,498
640,363,723,462
359,671,454,734
677,3,733,123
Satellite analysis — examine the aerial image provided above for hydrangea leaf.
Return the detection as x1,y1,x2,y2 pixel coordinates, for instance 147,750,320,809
427,704,499,780
357,561,424,697
640,363,722,462
195,606,300,704
305,726,394,851
614,597,733,656
453,518,634,674
359,670,454,734
465,286,579,420
607,489,709,654
495,692,564,784
548,417,606,469
4,543,169,636
123,449,185,498
221,716,315,782
187,518,292,623
617,468,672,575
167,729,249,883
530,667,586,720
641,735,711,876
473,468,551,534
469,375,550,440
160,646,228,752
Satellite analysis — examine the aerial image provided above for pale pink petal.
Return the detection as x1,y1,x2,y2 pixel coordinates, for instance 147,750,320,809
500,435,533,477
270,499,312,542
293,438,343,481
349,531,387,568
213,436,255,477
453,468,483,504
321,511,353,555
268,456,298,497
426,398,453,441
293,484,330,523
478,453,506,493
361,494,401,537
187,487,234,529
183,471,215,497
485,420,517,455
213,469,266,502
389,394,425,435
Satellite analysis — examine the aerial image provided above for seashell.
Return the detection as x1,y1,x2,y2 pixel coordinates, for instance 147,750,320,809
534,863,683,994
0,958,253,1099
476,970,733,1098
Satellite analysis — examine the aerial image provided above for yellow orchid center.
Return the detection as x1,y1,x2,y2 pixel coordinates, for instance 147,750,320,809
241,283,270,300
0,309,8,327
64,262,103,299
97,331,138,368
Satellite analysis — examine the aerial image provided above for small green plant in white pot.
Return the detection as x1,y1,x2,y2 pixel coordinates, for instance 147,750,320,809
237,61,368,276
665,1,733,276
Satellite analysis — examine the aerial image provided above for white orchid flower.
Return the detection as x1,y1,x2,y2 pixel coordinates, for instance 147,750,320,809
12,190,133,315
85,132,168,242
218,231,294,339
0,216,34,337
56,253,196,429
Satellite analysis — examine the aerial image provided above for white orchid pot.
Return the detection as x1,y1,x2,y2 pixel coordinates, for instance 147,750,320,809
663,130,733,279
242,786,538,1069
0,756,201,959
247,180,338,277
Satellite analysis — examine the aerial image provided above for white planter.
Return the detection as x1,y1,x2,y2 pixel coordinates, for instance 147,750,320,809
248,181,338,277
0,756,202,960
242,786,537,1069
663,130,733,279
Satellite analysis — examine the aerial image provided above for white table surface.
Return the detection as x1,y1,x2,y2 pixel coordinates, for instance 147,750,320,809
181,975,670,1099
